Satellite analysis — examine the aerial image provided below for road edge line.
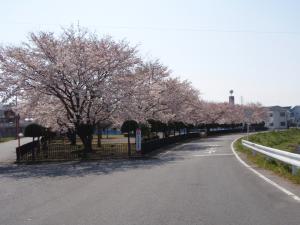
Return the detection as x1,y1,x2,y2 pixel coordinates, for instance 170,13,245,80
231,137,300,202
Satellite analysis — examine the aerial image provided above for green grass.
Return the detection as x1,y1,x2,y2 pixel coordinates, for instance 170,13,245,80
93,134,125,139
0,137,15,143
248,128,300,152
234,138,300,184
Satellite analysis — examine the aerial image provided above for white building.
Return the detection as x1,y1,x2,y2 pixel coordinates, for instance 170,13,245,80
289,106,300,127
265,106,291,130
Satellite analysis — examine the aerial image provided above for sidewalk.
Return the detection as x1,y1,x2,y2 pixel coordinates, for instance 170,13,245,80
0,138,32,163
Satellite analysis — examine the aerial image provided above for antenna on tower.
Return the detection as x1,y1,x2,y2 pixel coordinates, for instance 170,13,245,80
229,90,235,105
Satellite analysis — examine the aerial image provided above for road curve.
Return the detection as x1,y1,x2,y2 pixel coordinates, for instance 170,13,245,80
0,134,299,225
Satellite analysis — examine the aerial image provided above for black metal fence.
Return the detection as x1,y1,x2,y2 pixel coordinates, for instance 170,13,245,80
16,141,39,162
141,133,200,155
87,143,138,159
208,128,243,136
16,142,81,162
17,128,264,163
16,141,138,163
207,126,268,136
18,130,265,162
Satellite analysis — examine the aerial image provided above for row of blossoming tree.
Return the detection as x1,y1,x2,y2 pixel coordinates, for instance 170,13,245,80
0,26,267,152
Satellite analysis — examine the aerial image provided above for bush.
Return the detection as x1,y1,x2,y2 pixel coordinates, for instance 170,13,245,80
24,123,45,139
121,120,138,134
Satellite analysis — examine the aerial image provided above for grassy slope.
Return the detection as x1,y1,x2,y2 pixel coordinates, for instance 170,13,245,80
234,136,300,184
248,128,300,152
0,137,15,143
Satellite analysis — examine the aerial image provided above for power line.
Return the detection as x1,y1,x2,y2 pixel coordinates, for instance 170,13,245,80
100,25,300,35
1,21,300,35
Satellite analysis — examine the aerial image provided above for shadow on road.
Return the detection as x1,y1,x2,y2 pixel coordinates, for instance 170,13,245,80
0,135,239,180
171,137,224,152
0,155,183,180
176,143,221,151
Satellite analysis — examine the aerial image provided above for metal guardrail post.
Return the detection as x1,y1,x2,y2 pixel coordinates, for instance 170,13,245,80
249,142,256,156
292,165,299,175
265,155,271,162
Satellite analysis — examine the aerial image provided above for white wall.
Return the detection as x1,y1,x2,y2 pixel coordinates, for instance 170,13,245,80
266,108,288,130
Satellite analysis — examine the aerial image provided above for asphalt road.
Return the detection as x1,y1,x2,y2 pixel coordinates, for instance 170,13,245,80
0,134,299,225
0,138,32,163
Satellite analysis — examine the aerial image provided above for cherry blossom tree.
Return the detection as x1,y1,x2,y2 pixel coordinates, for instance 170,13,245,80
190,101,266,131
195,102,226,125
0,25,269,152
241,103,268,124
161,78,201,124
117,59,171,123
0,26,139,152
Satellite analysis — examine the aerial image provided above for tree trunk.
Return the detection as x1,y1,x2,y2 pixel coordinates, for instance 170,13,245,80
37,136,40,154
72,134,77,145
97,125,102,147
67,129,76,145
76,124,94,153
206,126,210,135
79,134,93,153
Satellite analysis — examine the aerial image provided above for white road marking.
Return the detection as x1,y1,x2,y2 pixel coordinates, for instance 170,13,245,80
159,151,170,156
208,150,216,154
231,138,300,202
210,145,221,147
193,153,234,157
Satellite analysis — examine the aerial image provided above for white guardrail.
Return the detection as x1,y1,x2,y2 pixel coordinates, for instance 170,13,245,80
242,140,300,175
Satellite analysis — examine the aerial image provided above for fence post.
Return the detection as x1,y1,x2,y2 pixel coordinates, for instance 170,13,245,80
16,147,20,162
292,165,299,175
32,145,36,162
251,148,257,156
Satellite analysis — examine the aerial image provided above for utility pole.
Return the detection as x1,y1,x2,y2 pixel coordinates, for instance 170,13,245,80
16,114,20,147
15,95,20,147
15,95,18,140
247,123,250,140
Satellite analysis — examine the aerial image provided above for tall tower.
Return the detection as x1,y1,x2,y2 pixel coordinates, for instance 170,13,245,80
229,90,235,105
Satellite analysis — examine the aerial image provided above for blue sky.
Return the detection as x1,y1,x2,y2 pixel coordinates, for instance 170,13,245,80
1,0,300,106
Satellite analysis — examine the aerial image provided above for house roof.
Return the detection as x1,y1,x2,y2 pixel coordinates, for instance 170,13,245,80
291,106,300,111
267,106,291,111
